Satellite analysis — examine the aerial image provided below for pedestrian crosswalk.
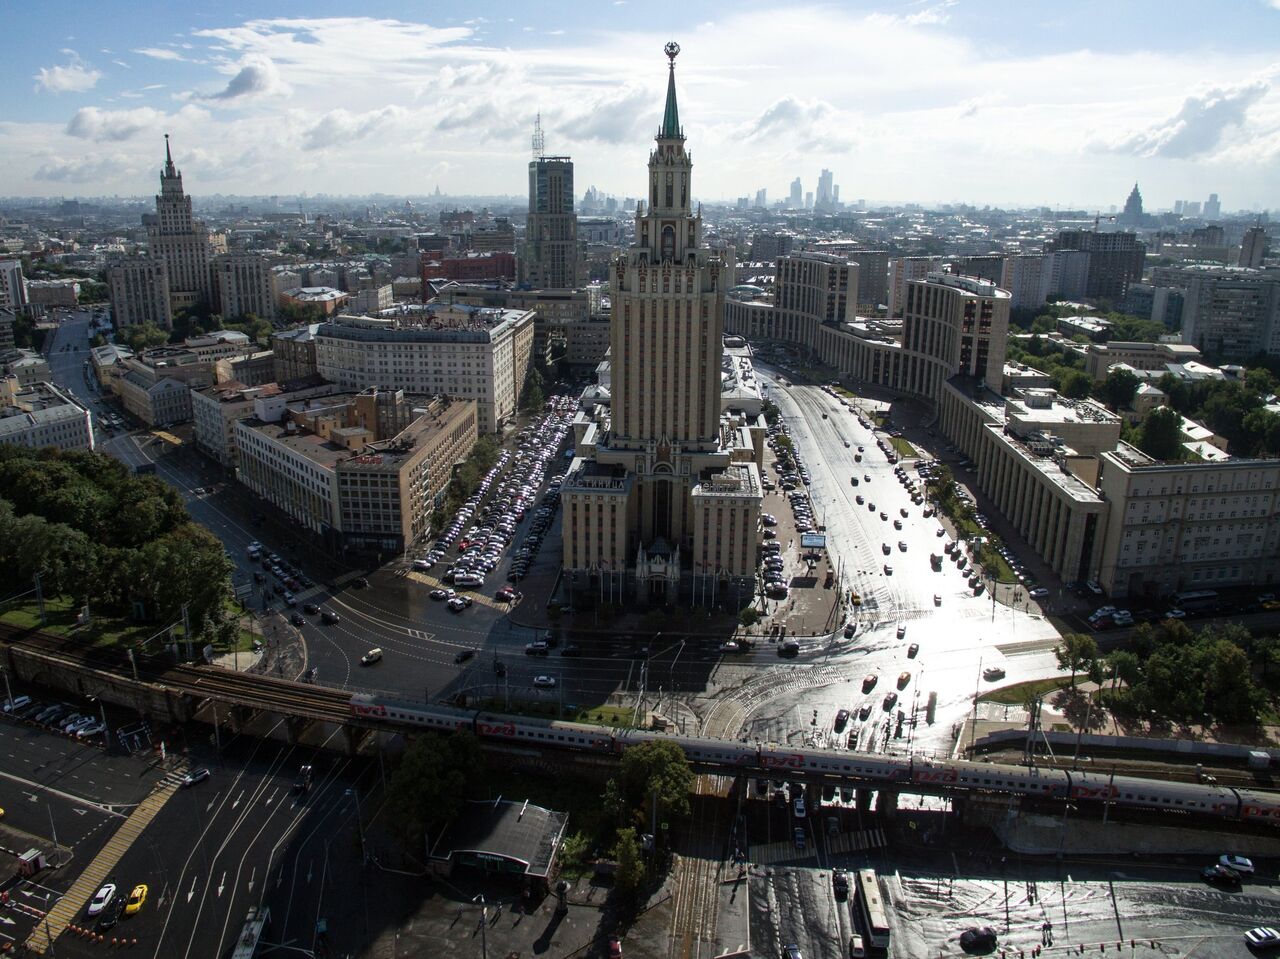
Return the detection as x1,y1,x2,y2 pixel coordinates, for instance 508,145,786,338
404,571,505,610
825,827,888,855
25,772,184,953
750,828,887,866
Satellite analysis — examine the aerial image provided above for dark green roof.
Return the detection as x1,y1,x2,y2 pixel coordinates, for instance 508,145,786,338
661,65,682,139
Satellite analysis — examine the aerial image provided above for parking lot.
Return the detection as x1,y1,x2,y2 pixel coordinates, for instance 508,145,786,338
411,394,575,605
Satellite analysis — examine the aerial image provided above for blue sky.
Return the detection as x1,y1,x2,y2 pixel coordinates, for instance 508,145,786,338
3,0,1279,209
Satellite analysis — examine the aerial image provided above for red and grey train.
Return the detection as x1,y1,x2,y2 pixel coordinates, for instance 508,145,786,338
350,694,1280,825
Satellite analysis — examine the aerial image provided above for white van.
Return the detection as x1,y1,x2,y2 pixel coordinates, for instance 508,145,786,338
360,648,383,666
453,573,484,589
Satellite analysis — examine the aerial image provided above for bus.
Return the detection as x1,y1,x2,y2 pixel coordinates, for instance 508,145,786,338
1172,589,1219,611
854,868,891,950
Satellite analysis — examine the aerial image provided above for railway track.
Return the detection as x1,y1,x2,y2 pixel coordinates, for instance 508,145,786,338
669,772,727,959
0,622,352,722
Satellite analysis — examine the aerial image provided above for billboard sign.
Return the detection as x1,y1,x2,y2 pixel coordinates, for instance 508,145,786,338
800,533,827,549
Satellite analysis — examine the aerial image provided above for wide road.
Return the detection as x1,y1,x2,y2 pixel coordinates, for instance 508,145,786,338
42,319,729,714
741,366,1065,754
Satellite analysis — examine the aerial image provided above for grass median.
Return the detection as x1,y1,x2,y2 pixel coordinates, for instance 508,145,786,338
979,676,1074,705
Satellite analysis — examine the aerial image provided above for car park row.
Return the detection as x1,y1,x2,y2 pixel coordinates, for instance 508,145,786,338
415,394,575,604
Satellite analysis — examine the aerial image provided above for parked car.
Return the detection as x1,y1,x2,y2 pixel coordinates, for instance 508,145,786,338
2,695,32,714
960,927,998,951
1220,854,1255,875
1202,864,1242,887
1245,927,1280,949
87,883,116,916
124,884,148,916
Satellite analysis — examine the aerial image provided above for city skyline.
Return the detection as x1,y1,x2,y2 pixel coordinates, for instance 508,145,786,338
3,1,1280,208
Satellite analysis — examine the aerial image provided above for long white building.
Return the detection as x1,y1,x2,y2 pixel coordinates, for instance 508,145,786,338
0,381,94,452
313,305,534,434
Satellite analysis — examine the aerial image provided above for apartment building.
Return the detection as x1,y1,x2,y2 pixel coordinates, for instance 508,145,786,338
938,383,1109,585
313,305,534,433
774,252,858,347
1000,254,1050,312
272,324,321,382
1096,443,1280,598
888,256,941,317
213,253,279,322
1083,340,1203,381
0,259,27,313
0,380,94,452
1177,266,1280,361
191,376,334,468
1044,230,1145,300
106,255,173,329
234,390,478,553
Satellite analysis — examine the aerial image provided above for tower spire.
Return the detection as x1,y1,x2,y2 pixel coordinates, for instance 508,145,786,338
660,41,683,140
163,133,176,178
532,113,545,160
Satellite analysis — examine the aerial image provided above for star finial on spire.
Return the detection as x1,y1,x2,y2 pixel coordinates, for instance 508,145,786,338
659,42,683,141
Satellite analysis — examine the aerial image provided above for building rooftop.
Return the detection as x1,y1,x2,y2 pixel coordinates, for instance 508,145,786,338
693,463,761,499
282,286,347,303
318,305,532,342
429,798,568,881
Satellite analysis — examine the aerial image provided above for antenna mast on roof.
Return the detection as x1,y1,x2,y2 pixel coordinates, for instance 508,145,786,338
532,113,545,160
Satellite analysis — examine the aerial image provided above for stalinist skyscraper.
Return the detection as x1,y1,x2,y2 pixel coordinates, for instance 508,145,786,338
144,135,215,312
561,44,763,604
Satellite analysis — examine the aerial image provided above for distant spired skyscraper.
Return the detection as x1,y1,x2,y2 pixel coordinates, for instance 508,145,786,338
1121,182,1143,225
559,42,763,602
144,135,215,311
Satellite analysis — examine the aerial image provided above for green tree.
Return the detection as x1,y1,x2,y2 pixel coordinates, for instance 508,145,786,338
119,322,169,354
617,740,693,833
1100,367,1140,410
612,827,646,898
521,366,545,412
384,732,484,846
1204,638,1262,724
1135,406,1183,461
1104,649,1142,692
1054,632,1098,686
1057,369,1092,399
1241,409,1280,458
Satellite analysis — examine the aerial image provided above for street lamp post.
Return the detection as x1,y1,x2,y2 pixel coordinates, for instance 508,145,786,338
473,894,488,959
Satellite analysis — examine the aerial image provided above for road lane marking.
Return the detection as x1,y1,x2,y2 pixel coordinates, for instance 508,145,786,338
187,877,198,903
0,771,124,817
217,872,226,897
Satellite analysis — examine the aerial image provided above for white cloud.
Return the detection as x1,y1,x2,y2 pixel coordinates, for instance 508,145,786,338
199,56,289,101
1098,78,1271,159
134,47,187,62
33,55,102,94
869,0,958,27
112,60,130,69
8,7,1280,205
66,106,163,141
34,154,129,182
302,106,407,150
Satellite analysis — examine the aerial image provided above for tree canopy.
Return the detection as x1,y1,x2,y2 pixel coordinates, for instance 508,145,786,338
0,446,231,633
1133,406,1184,461
384,731,485,847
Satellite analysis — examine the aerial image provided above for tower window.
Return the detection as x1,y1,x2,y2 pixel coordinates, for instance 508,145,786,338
662,226,675,261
